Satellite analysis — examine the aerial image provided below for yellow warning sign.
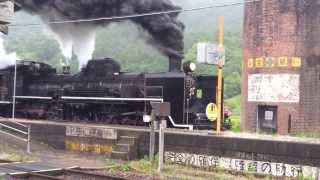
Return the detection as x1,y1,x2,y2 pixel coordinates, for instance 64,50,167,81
278,57,288,67
248,58,254,68
265,57,276,68
291,57,302,67
255,58,264,68
206,103,218,121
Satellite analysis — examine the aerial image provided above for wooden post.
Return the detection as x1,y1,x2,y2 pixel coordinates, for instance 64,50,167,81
216,16,225,135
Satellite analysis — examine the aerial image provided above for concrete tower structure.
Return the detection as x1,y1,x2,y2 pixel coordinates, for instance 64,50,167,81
242,0,320,134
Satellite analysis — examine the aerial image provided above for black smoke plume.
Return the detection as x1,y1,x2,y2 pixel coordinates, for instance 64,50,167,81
16,0,185,69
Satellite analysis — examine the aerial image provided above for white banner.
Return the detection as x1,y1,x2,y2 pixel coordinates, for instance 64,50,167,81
66,126,117,140
248,74,299,103
165,151,319,178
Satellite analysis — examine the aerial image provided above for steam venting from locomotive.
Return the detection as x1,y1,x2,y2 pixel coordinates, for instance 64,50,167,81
16,0,185,70
49,24,97,68
0,35,19,68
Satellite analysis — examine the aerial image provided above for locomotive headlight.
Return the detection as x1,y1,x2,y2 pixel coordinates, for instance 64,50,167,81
143,114,152,123
183,61,197,73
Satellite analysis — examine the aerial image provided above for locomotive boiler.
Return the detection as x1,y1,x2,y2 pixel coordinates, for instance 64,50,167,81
0,58,231,129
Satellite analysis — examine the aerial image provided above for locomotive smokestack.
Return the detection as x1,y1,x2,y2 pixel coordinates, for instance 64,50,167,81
169,57,182,72
16,0,185,69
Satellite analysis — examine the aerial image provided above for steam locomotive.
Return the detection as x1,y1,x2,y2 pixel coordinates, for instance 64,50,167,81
0,58,231,129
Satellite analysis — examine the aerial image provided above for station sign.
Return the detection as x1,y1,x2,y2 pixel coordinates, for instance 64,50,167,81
248,57,302,69
206,103,218,121
197,43,225,66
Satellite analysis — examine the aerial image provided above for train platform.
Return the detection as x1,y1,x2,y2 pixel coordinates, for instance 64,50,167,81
0,118,319,167
2,118,320,145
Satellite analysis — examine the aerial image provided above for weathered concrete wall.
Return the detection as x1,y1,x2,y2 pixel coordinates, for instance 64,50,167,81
30,123,116,155
242,0,320,134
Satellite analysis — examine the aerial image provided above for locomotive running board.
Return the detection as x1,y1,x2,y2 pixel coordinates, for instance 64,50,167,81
14,96,53,100
0,101,12,104
61,96,164,102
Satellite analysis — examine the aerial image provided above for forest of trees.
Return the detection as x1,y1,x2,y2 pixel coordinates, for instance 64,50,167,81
3,1,243,114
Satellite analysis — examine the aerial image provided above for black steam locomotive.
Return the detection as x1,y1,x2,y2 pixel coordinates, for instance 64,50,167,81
0,58,231,129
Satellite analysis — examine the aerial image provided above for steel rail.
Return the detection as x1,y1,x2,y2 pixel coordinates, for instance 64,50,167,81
23,172,64,180
64,169,127,180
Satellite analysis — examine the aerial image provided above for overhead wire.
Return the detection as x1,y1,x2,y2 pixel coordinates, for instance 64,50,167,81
9,0,261,28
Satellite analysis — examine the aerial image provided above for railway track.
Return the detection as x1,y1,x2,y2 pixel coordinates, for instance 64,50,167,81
8,168,127,180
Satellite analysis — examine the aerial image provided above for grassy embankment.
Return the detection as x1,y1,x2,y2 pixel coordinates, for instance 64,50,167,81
105,156,268,180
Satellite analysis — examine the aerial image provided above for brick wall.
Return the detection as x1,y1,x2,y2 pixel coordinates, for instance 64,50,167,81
242,0,320,134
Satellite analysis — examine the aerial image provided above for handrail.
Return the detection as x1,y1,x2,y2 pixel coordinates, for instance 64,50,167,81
168,116,193,131
0,122,28,135
0,122,31,153
8,119,29,128
0,129,28,142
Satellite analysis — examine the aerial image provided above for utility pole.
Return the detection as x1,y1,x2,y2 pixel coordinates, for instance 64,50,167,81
216,16,225,135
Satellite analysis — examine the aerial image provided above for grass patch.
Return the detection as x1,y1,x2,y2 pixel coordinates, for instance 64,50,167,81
163,163,269,180
0,151,35,162
128,154,159,175
106,154,159,176
105,156,272,180
295,132,320,139
230,115,241,133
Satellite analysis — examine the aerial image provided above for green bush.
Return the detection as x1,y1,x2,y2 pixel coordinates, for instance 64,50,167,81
225,95,241,115
230,116,241,133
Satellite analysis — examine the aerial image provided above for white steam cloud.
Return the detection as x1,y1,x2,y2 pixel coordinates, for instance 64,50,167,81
0,35,20,69
49,24,97,69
